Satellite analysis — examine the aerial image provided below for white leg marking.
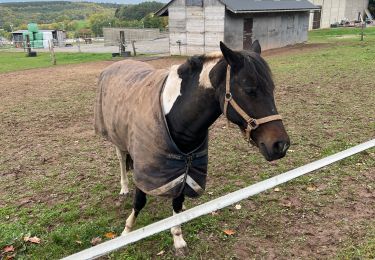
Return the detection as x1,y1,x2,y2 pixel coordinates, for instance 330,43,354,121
116,147,129,195
162,65,182,115
122,209,136,235
199,59,220,88
170,210,187,249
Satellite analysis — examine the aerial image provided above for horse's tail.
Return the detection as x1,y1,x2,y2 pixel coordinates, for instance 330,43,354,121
94,71,108,138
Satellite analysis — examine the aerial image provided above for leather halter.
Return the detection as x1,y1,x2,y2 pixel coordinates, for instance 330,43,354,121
223,66,282,144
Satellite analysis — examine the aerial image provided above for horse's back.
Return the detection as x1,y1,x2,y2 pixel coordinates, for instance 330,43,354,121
94,60,168,151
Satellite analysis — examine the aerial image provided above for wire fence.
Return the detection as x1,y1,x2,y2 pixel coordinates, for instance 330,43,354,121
62,139,375,260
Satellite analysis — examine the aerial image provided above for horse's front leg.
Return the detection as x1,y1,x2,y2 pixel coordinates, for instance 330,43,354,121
122,187,147,235
171,194,187,255
115,147,129,195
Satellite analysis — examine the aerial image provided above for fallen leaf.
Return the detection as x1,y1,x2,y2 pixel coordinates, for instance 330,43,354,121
104,232,116,239
207,191,213,195
24,236,41,244
75,240,82,245
274,187,281,192
223,229,236,236
235,204,242,210
211,211,219,216
156,250,165,256
2,245,15,253
91,237,102,246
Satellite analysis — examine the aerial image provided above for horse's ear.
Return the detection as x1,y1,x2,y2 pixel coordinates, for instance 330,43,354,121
220,41,243,69
178,56,203,78
251,40,261,54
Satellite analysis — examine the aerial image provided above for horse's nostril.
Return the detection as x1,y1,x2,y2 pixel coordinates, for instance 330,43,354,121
273,141,288,154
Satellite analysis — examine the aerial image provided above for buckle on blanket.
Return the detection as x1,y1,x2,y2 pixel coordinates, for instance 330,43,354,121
166,153,184,160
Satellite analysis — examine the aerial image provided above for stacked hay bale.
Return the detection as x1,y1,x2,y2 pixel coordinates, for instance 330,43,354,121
24,23,44,48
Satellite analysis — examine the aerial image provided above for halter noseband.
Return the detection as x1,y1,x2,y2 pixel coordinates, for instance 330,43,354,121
223,66,282,144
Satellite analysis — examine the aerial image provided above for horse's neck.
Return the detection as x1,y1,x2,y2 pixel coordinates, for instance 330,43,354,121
163,62,223,153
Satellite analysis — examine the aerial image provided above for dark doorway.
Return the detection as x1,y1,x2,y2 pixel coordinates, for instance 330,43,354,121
243,18,253,50
312,8,322,29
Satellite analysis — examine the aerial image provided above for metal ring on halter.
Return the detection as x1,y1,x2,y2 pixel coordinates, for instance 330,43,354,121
247,118,259,130
225,93,232,101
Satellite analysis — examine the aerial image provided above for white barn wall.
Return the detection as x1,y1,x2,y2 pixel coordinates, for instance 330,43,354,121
168,0,225,55
308,0,369,29
248,12,309,51
167,0,312,55
224,12,244,50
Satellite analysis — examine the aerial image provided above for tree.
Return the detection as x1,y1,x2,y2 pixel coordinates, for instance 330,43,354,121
2,22,13,32
143,13,167,29
115,2,165,21
88,13,117,36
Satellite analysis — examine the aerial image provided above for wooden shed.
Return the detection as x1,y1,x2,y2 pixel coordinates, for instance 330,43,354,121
156,0,318,55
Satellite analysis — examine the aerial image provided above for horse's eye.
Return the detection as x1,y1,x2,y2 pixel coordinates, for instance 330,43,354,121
244,88,257,97
248,90,257,98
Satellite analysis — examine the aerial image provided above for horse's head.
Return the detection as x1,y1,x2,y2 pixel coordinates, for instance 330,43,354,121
217,41,290,161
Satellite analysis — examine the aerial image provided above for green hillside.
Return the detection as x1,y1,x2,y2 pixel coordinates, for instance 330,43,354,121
0,1,119,28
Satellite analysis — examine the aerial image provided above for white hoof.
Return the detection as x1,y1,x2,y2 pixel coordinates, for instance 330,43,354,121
119,188,129,196
173,236,187,249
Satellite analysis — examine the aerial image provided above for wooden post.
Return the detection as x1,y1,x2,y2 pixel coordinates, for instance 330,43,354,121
26,35,31,55
131,40,136,56
119,31,126,55
76,38,81,53
360,22,364,41
49,40,56,65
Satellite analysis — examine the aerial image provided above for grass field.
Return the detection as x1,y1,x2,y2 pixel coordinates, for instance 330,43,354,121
308,25,375,42
0,52,111,74
0,29,374,259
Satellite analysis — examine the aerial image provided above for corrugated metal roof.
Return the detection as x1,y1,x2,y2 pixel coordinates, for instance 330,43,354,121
156,0,318,16
220,0,318,13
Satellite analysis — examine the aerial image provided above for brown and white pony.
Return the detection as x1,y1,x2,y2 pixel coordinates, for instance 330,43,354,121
95,41,290,254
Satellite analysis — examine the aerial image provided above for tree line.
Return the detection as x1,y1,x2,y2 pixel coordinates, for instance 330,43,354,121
0,1,167,38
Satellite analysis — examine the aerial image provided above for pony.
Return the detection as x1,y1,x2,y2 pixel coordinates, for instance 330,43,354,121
94,41,290,254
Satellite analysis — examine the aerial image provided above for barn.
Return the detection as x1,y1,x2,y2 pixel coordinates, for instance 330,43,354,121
308,0,369,29
156,0,318,55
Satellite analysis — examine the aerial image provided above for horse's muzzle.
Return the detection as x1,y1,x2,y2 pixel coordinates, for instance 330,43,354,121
259,139,290,161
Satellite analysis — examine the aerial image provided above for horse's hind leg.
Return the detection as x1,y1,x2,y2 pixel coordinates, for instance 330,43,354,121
115,146,129,195
122,187,147,235
171,194,187,255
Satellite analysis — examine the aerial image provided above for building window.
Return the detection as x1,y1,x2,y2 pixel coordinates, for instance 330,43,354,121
186,0,203,7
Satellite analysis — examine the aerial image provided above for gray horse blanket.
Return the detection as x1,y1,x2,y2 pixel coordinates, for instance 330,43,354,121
94,60,208,198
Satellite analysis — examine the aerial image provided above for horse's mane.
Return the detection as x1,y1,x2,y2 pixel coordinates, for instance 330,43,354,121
178,51,274,95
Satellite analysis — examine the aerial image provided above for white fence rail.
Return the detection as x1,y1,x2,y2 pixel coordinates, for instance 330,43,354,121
62,139,375,260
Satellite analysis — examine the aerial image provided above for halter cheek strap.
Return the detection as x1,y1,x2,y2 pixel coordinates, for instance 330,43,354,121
223,66,283,144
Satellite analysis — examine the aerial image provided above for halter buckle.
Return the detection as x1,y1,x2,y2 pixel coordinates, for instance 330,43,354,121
225,93,232,101
247,118,259,130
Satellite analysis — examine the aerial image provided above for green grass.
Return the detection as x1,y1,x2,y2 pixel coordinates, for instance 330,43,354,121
308,26,375,42
0,28,374,259
75,20,89,30
0,52,111,73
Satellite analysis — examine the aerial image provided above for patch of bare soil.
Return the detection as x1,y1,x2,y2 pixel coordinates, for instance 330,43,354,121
262,43,331,57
